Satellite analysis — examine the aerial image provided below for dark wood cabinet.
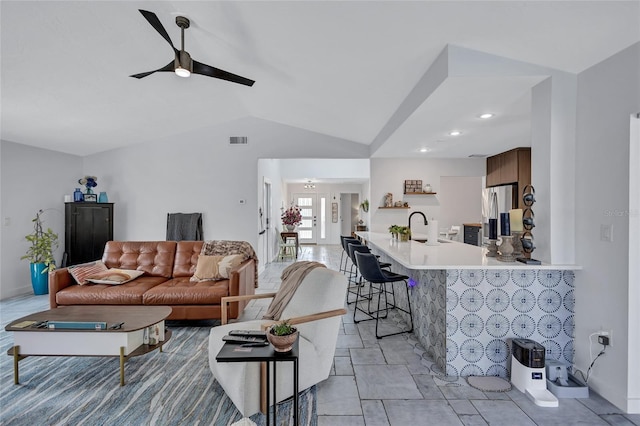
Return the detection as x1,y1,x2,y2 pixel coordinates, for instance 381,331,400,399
64,202,113,266
486,147,531,209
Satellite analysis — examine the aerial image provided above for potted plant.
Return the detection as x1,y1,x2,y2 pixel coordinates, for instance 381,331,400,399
398,226,411,242
266,319,299,353
388,224,401,239
21,209,59,295
281,205,302,231
360,199,369,212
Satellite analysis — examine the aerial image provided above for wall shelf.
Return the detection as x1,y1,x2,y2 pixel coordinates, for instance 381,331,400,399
403,192,437,195
379,206,410,209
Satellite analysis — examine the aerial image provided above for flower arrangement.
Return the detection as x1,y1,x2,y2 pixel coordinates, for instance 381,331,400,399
78,175,98,193
281,205,302,226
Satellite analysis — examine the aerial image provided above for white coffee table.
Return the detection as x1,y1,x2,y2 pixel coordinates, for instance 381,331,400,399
5,305,172,386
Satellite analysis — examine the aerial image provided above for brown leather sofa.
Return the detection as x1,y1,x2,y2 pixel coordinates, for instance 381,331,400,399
49,241,256,321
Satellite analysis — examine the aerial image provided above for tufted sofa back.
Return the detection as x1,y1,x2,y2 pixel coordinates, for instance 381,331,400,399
173,241,204,277
102,241,177,278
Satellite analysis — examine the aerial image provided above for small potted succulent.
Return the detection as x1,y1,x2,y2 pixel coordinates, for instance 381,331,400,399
267,319,298,353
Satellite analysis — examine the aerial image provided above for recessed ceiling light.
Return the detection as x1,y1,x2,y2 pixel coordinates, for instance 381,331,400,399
479,113,494,119
419,147,429,153
449,130,462,136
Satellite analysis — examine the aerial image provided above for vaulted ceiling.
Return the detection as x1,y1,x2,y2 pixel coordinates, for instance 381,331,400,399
1,1,638,157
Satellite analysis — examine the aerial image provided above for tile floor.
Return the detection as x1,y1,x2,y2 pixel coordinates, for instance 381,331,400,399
249,244,639,426
1,244,637,426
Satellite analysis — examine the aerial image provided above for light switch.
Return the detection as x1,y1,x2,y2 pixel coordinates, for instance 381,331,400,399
3,217,9,226
600,224,613,242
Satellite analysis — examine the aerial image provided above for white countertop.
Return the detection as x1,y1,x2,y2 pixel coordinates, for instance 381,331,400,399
355,232,581,270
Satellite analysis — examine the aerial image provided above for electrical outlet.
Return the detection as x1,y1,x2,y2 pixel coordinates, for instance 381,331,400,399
597,330,613,347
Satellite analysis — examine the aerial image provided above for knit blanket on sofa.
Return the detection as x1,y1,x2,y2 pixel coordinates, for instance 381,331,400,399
200,240,259,288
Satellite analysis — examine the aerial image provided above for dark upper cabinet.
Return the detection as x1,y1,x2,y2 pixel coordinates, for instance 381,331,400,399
64,203,113,266
486,148,531,209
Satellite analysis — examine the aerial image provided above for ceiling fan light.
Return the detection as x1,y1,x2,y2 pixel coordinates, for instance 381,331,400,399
175,67,191,78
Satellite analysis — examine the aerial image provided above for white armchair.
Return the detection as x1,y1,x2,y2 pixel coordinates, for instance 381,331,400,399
208,267,348,417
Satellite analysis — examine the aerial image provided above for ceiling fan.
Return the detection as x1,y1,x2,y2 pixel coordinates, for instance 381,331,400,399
130,9,255,86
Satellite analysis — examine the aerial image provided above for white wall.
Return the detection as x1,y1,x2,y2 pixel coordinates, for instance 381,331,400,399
629,114,640,414
369,158,485,235
439,176,484,238
279,159,369,181
0,141,81,298
257,159,284,270
574,42,640,413
80,116,368,253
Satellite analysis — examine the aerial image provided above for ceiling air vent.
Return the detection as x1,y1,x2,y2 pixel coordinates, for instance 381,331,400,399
468,154,487,158
229,136,248,145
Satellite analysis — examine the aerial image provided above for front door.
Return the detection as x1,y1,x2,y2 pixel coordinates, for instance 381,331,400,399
293,193,317,244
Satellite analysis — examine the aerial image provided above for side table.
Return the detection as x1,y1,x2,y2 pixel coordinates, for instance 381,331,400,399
216,340,299,426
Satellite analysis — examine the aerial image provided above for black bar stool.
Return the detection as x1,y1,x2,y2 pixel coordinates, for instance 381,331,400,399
346,243,385,304
339,236,359,273
353,251,413,339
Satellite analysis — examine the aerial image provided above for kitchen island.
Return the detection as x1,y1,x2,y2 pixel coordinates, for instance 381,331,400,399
355,231,580,378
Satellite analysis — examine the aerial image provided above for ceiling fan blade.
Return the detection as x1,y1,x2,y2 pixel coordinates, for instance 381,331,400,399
130,61,175,79
193,60,255,87
138,9,177,53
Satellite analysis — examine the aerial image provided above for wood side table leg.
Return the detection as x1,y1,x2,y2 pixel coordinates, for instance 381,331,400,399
119,346,125,386
13,345,20,385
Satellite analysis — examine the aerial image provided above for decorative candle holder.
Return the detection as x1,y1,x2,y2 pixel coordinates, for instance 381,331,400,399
486,239,499,257
517,185,541,265
511,231,524,258
497,236,516,262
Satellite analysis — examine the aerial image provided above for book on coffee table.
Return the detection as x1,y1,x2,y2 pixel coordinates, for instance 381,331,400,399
47,321,108,330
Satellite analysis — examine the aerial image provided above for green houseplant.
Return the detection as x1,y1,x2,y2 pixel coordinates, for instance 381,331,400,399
397,226,411,242
267,319,299,353
360,199,369,212
21,209,59,295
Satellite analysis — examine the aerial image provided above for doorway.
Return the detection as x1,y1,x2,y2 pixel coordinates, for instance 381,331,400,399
340,193,360,236
292,193,317,244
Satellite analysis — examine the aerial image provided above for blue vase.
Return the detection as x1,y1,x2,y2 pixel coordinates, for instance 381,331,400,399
30,263,49,295
73,188,83,202
98,192,108,203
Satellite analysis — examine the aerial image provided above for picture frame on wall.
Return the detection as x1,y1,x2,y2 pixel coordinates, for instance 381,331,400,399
331,202,338,223
84,193,98,202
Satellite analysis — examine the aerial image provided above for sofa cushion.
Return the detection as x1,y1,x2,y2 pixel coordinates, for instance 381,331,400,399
191,254,243,282
86,269,145,285
172,241,204,277
68,260,108,285
102,241,177,278
55,276,168,305
142,277,230,305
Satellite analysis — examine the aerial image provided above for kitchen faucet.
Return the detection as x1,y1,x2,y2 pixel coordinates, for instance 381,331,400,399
408,211,428,240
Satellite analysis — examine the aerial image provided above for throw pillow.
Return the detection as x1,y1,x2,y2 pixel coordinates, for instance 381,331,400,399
68,261,108,285
86,269,145,285
191,254,243,282
218,254,243,278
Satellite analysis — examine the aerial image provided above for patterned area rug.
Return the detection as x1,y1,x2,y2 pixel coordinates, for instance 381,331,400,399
0,321,316,426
